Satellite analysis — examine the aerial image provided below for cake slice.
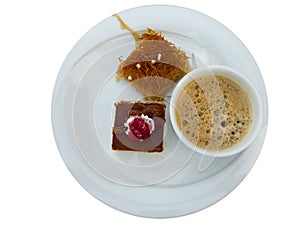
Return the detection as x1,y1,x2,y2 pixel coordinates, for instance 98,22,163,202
112,101,166,152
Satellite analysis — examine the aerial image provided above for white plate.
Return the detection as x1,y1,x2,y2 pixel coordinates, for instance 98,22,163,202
51,5,268,218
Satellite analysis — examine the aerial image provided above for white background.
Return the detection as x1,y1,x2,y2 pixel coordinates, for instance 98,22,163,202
0,0,299,224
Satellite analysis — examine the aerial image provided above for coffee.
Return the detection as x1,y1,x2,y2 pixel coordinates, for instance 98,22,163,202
175,75,252,150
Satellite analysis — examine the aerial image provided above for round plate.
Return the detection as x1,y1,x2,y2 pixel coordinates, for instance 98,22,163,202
52,5,268,218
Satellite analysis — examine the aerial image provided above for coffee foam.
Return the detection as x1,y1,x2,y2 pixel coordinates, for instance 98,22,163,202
175,75,252,150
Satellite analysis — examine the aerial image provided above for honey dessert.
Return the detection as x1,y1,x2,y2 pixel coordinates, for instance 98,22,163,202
175,75,253,150
114,14,192,101
112,101,166,152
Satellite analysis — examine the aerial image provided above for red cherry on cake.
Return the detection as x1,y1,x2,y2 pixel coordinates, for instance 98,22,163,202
125,115,154,141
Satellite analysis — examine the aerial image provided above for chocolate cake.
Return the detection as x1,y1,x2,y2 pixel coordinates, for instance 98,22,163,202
112,101,166,152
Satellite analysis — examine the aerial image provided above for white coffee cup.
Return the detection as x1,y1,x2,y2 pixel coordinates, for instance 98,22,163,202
169,65,263,157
